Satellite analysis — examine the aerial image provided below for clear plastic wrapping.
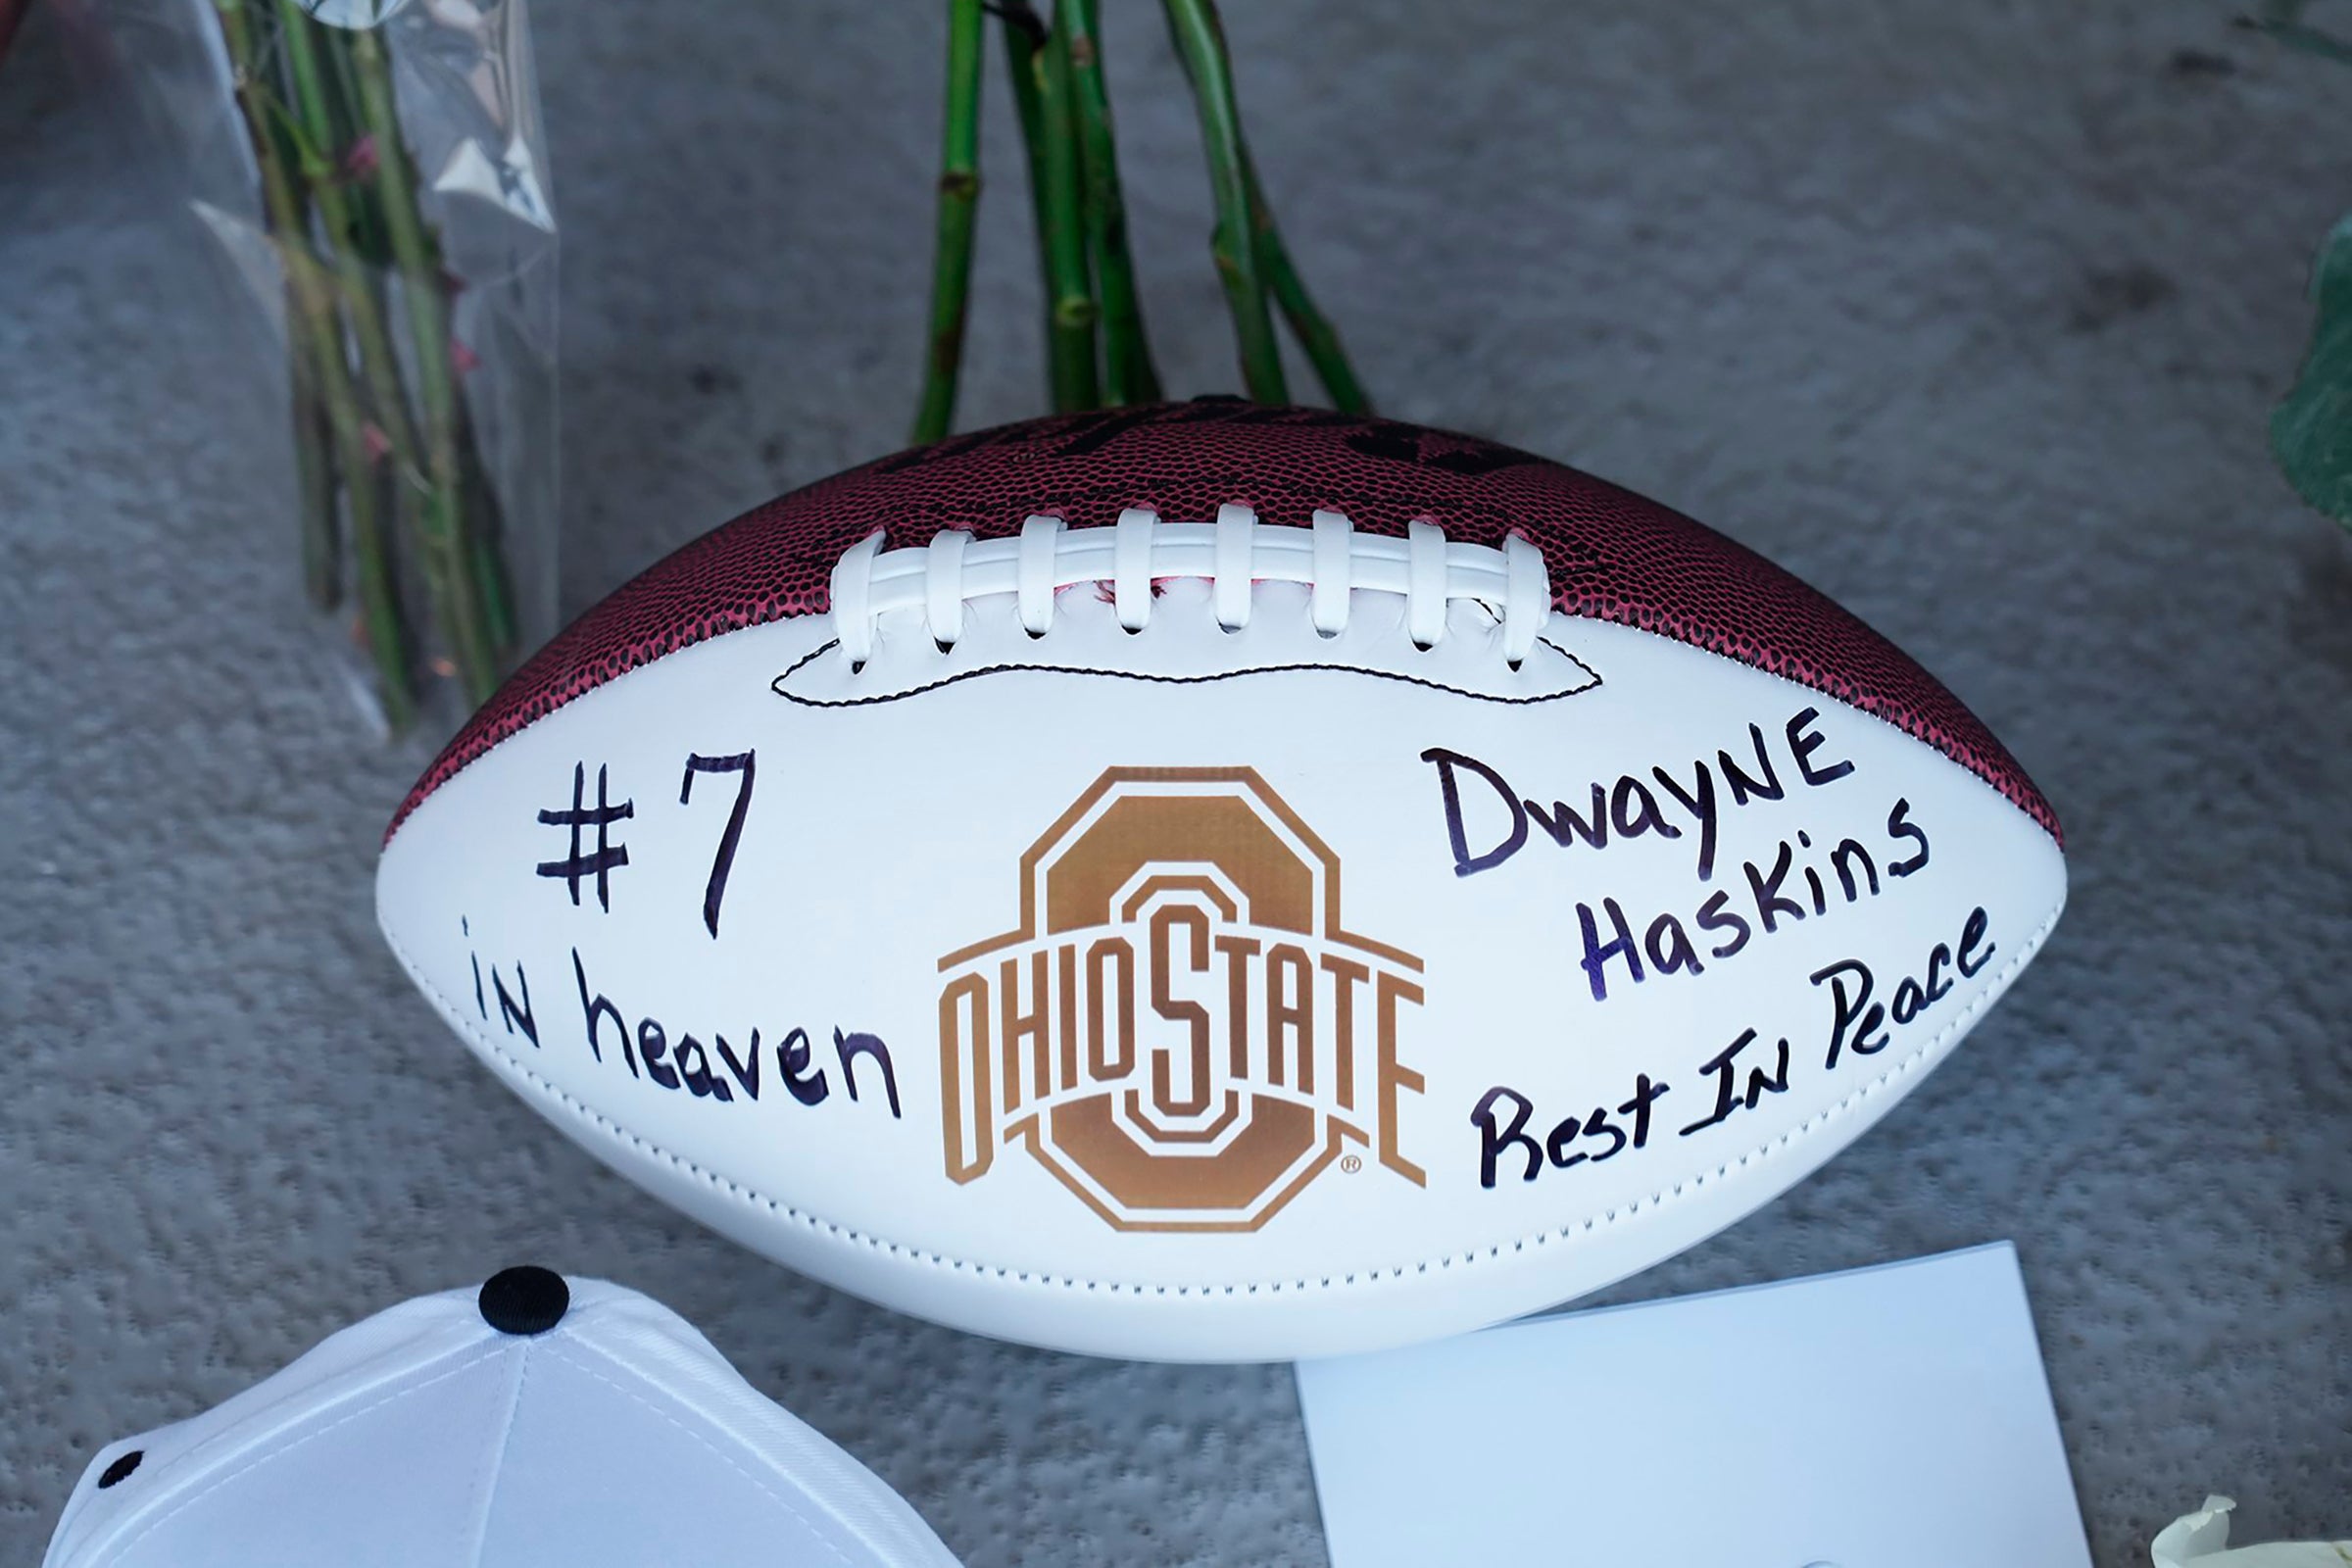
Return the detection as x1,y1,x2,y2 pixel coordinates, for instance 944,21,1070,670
83,0,558,736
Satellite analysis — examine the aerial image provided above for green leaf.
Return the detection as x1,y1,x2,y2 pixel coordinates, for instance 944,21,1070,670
2272,211,2352,530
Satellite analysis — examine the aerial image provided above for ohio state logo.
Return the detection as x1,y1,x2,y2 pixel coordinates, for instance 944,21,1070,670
937,767,1426,1232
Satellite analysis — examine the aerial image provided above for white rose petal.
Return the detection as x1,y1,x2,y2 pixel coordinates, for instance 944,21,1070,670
2153,1496,2352,1568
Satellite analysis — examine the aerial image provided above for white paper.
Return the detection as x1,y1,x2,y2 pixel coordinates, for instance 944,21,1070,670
1296,1244,2090,1568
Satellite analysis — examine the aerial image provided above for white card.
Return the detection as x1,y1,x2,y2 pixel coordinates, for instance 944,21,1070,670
1296,1244,2090,1568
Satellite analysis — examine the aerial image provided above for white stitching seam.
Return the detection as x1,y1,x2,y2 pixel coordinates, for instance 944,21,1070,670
828,507,1556,670
461,1339,525,1568
382,901,2062,1301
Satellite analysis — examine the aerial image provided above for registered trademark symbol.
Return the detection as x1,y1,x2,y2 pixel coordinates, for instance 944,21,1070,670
1341,1154,1363,1174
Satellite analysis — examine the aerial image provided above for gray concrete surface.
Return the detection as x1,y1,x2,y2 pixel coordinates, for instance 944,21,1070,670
4,2,2349,1563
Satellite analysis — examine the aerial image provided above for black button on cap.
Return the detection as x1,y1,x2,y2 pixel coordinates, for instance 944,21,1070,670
477,1266,569,1336
97,1450,142,1489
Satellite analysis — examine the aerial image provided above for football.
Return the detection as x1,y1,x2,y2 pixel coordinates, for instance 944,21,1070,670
376,400,2065,1362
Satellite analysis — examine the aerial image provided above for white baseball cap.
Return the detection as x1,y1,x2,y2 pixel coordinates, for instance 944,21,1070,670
43,1266,962,1567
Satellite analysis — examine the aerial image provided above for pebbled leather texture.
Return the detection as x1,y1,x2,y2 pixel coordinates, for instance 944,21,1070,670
387,402,2059,846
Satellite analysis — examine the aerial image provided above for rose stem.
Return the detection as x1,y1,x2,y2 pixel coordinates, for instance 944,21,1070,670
276,2,492,713
1162,0,1286,403
1243,148,1369,414
215,0,414,724
288,270,341,606
1037,3,1101,410
335,27,515,654
265,25,342,617
993,3,1063,413
452,401,517,653
336,24,506,691
345,23,507,697
1064,0,1159,405
914,0,986,444
252,2,339,608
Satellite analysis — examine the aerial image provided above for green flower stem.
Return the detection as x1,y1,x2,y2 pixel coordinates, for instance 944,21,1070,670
261,3,344,608
287,257,341,608
214,0,414,725
995,6,1050,249
1038,7,1101,411
278,4,494,712
913,0,986,444
994,5,1062,412
454,405,517,652
1243,151,1369,414
347,23,505,701
1064,0,1159,405
1162,0,1286,403
342,26,514,654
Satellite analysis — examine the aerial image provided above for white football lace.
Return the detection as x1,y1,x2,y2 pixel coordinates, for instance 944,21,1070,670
827,505,1554,672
